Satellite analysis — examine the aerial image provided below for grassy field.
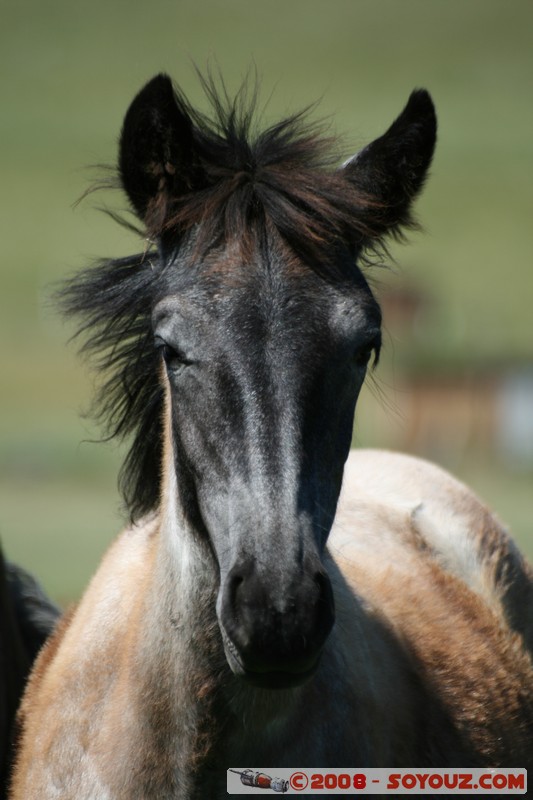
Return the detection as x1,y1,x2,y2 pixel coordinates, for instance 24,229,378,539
1,0,532,603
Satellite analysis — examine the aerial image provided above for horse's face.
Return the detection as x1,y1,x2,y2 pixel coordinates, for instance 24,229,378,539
153,238,381,686
118,74,436,688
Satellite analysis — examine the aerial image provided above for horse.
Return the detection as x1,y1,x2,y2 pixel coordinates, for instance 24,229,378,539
0,548,59,798
10,74,533,799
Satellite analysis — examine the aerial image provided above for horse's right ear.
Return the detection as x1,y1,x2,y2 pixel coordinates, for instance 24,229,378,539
343,89,437,243
119,74,201,231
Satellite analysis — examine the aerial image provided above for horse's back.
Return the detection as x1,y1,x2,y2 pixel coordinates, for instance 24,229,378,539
330,449,533,766
333,449,533,646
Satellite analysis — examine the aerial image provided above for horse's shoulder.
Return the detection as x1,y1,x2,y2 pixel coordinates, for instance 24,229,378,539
10,517,161,797
16,517,159,721
15,603,76,727
56,515,160,652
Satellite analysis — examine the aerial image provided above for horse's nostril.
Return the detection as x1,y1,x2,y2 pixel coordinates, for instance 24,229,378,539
225,571,244,614
314,569,334,609
315,570,328,591
230,573,244,591
312,569,335,641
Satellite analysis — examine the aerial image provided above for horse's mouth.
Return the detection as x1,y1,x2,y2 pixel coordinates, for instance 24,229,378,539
220,627,321,690
239,662,320,690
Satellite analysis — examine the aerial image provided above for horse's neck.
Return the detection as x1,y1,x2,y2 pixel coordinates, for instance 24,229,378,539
132,510,289,791
138,510,223,764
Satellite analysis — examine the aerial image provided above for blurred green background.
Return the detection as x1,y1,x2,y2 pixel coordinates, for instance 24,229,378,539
1,0,532,604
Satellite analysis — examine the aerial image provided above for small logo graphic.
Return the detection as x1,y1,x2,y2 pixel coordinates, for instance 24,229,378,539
229,769,289,793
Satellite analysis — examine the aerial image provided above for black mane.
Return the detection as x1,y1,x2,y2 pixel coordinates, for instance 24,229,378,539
58,252,164,519
58,76,428,519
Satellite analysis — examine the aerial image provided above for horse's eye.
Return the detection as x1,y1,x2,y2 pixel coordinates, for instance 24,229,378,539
155,337,189,373
354,346,374,369
354,334,381,370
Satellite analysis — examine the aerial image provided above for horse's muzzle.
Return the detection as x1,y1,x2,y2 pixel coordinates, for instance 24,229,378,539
218,560,335,690
221,626,323,688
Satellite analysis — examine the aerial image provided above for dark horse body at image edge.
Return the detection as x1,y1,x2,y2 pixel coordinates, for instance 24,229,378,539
10,74,533,799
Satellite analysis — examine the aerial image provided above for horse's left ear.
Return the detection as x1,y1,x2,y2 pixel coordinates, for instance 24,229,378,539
343,89,437,241
119,74,203,232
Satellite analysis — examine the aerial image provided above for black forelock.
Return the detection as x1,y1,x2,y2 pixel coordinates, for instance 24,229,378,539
144,71,390,267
